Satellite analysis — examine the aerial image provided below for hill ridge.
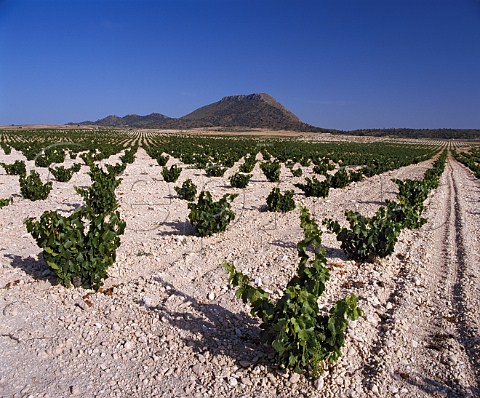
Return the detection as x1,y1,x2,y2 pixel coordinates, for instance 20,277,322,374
75,93,322,131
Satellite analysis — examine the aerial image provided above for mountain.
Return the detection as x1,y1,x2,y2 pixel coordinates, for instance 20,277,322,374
74,93,324,131
81,113,172,127
180,93,309,130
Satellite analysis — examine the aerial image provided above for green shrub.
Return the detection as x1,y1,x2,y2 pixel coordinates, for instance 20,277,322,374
35,148,66,167
75,164,121,214
24,146,38,161
385,199,427,230
119,146,137,164
266,188,295,212
239,155,256,173
188,191,238,236
174,179,197,201
33,154,49,168
80,152,95,166
361,161,379,177
162,165,182,182
323,151,447,263
260,161,281,182
229,172,252,188
156,154,170,166
49,163,82,182
299,157,311,167
224,207,361,375
205,163,227,177
106,162,127,176
295,176,330,198
393,178,428,209
193,154,209,169
223,157,236,168
349,170,363,182
1,160,26,175
0,143,11,155
285,160,295,169
19,171,53,201
260,149,271,161
291,167,303,177
324,207,402,262
329,168,350,189
313,163,328,175
25,208,125,290
382,178,428,229
0,198,12,208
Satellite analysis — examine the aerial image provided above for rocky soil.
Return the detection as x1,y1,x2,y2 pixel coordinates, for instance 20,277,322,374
0,145,478,397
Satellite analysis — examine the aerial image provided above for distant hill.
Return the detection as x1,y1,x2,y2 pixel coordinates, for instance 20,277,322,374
72,94,480,139
80,113,172,127
74,93,325,131
180,93,313,130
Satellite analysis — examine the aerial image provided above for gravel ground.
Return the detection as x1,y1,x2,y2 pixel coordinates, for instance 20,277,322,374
0,145,478,398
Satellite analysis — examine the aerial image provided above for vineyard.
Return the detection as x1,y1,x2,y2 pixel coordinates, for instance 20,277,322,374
0,129,479,397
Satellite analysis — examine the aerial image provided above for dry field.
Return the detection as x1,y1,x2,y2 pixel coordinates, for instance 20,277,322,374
0,134,478,398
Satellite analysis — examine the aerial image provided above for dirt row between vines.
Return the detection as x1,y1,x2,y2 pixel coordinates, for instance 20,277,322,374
1,148,478,397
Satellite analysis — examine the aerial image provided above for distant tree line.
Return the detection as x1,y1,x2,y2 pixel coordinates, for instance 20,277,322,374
335,128,480,140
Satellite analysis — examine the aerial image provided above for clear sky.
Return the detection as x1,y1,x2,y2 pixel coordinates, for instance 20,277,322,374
1,0,479,130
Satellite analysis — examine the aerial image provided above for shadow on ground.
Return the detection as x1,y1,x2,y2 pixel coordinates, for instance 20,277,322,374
144,277,279,371
158,220,196,236
4,253,56,284
398,369,479,398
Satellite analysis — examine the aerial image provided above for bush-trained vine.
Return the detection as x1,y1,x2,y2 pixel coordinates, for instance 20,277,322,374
266,188,296,212
394,178,429,208
188,191,238,237
239,154,257,173
162,165,182,182
79,152,95,167
260,161,281,182
324,150,447,263
224,207,362,375
295,176,330,198
229,172,252,188
75,164,121,214
19,170,53,201
324,207,403,263
119,146,138,164
349,170,364,183
34,147,66,168
260,148,271,161
329,168,351,189
146,148,170,166
49,163,82,182
291,167,303,177
106,162,127,176
0,197,12,208
452,147,480,178
385,199,427,230
205,163,227,177
313,163,329,175
174,179,197,201
25,154,126,290
25,208,125,290
0,142,12,155
156,154,170,166
0,160,26,175
299,157,311,167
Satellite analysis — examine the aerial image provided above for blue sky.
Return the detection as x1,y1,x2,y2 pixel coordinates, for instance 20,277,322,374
1,0,479,130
